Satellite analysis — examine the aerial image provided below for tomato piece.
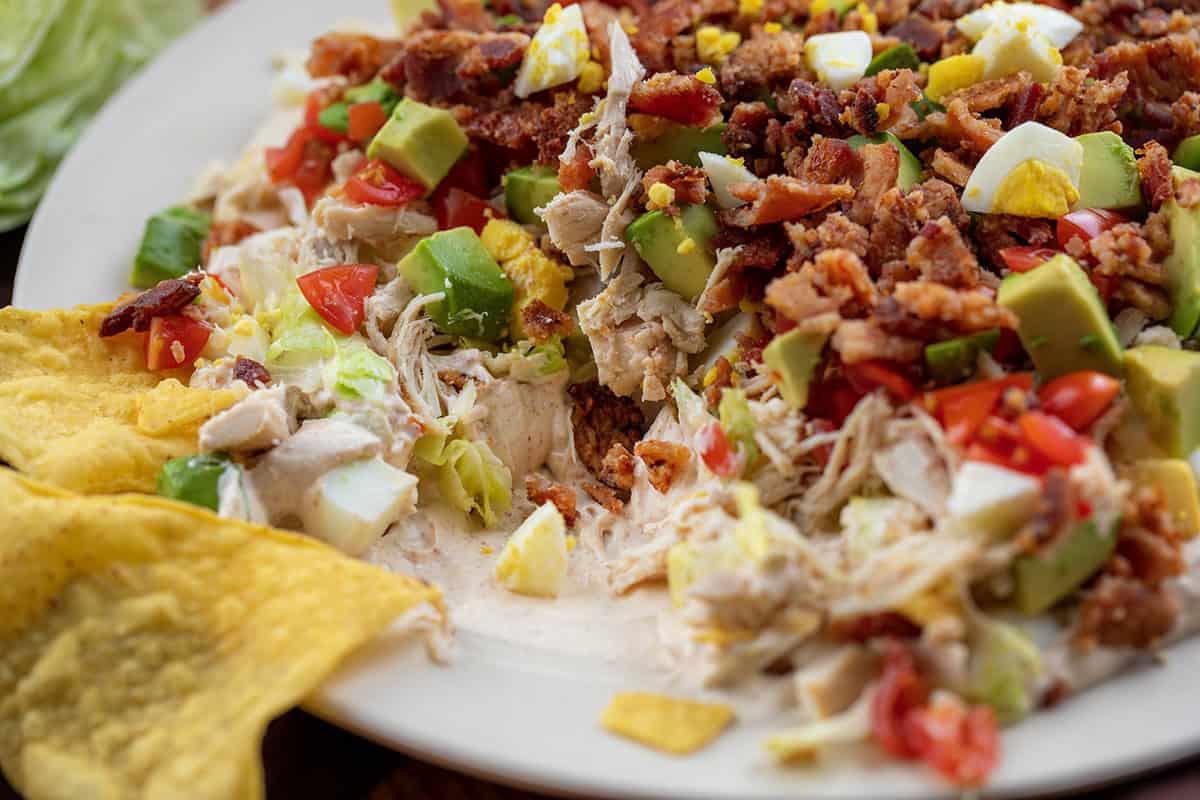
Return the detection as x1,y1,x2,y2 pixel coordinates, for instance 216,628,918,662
265,126,337,205
434,188,497,234
844,360,915,401
1056,208,1127,250
145,315,211,371
905,697,1000,787
437,149,491,197
296,264,379,335
1037,371,1121,431
1018,410,1088,466
698,421,740,478
265,127,308,183
347,100,388,142
345,159,424,207
924,374,1033,447
998,245,1060,273
304,88,351,144
774,311,797,335
871,644,929,759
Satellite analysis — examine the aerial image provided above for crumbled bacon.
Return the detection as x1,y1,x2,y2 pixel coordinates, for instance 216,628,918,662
1139,140,1175,211
633,440,691,493
906,216,981,288
559,141,596,192
600,443,637,490
99,276,202,337
766,248,876,335
1004,81,1046,129
797,137,861,185
866,187,927,272
629,72,723,127
569,382,645,479
885,16,947,60
583,481,625,513
929,148,973,187
786,212,870,263
839,69,923,136
849,142,901,226
940,98,1003,153
455,32,530,78
643,160,709,206
890,281,1018,332
232,357,271,388
722,175,854,226
1038,66,1127,137
948,72,1033,113
307,32,403,84
526,473,579,526
701,229,790,312
1089,223,1168,286
829,611,921,642
438,369,470,390
718,31,807,99
1090,34,1200,106
777,79,844,138
972,214,1055,272
202,220,258,265
1075,576,1179,649
832,319,924,363
521,299,575,344
919,178,969,230
464,90,594,165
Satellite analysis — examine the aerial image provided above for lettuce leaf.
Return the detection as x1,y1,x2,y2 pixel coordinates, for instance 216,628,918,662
334,339,397,403
436,438,513,527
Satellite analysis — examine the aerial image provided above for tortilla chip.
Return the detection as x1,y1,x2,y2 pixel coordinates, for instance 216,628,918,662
0,305,240,493
599,692,735,755
0,470,445,800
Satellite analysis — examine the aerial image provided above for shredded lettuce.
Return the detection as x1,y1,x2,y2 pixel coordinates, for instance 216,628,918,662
266,292,337,369
966,617,1042,722
432,438,513,527
718,388,759,474
487,337,568,380
334,339,397,403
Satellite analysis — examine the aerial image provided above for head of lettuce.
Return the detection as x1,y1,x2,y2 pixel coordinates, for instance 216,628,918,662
0,0,204,232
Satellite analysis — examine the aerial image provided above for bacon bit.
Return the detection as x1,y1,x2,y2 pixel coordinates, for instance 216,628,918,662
942,98,1003,154
777,79,843,138
906,216,981,288
722,175,854,226
703,355,734,406
521,299,574,344
1005,81,1046,128
202,220,259,265
848,142,900,226
526,474,579,527
1037,66,1127,137
569,382,645,479
306,32,403,84
948,72,1032,114
559,141,597,192
642,160,709,206
437,369,470,390
886,16,947,61
600,443,637,491
891,281,1018,333
633,440,691,493
929,148,973,188
583,481,625,513
1138,140,1175,211
1075,576,1179,649
797,137,861,185
232,356,271,388
829,612,920,642
629,72,724,127
99,276,202,337
456,32,529,78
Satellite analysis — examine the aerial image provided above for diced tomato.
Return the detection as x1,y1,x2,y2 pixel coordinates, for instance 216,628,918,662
265,126,338,205
347,100,388,142
345,159,424,207
296,264,379,335
990,328,1022,362
145,315,211,371
304,88,352,144
437,149,491,197
924,374,1033,447
698,421,740,478
998,245,1060,273
1038,371,1121,431
905,698,1000,787
1056,208,1127,250
843,360,915,401
775,311,797,335
434,188,498,234
1018,410,1088,467
871,644,929,759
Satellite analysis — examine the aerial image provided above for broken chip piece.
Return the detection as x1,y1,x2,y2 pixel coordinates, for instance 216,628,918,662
599,691,735,755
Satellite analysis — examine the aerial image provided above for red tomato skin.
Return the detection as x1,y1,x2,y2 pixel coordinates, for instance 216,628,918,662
296,264,379,335
265,127,337,205
844,360,916,401
698,422,740,478
348,101,388,142
871,644,930,759
345,159,424,207
438,149,491,197
906,700,1001,787
1056,208,1127,250
434,188,497,234
999,245,1060,273
1018,410,1088,466
1037,371,1121,431
145,315,211,371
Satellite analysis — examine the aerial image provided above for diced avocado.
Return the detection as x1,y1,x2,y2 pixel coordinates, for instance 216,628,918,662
504,166,561,224
1125,459,1200,538
1173,134,1200,171
130,206,210,288
632,123,727,170
1163,166,1200,336
762,328,829,410
156,453,231,512
1012,519,1118,615
625,204,718,301
846,132,922,191
1074,131,1141,210
318,102,349,133
997,254,1123,381
366,98,468,191
966,619,1040,722
865,44,920,78
925,329,1000,384
396,227,514,340
1124,346,1200,458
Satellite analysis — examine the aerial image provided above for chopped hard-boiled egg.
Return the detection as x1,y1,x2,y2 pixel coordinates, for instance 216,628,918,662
494,501,569,597
946,460,1042,538
972,16,1062,83
962,121,1082,217
696,25,743,65
224,314,271,364
480,218,574,340
925,54,986,102
513,3,590,99
699,151,759,209
300,456,419,556
956,1,1083,48
804,31,872,92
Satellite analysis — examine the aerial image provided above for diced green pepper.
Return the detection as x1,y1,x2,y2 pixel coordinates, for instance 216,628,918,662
156,453,231,511
318,102,350,133
345,78,401,117
865,44,920,77
924,329,1000,384
130,206,210,288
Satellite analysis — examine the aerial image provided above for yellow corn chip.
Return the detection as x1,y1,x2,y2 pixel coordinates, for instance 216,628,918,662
0,470,444,800
600,691,735,755
0,305,241,493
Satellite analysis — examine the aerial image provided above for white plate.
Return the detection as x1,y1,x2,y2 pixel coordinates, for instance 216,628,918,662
14,2,1200,797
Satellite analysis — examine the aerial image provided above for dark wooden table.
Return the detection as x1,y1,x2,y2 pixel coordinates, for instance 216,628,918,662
1,225,1197,799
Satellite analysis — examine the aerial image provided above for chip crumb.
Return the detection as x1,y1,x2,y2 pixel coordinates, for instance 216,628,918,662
600,691,735,755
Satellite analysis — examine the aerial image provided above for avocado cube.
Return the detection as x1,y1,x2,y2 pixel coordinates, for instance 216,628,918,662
366,98,468,191
625,204,719,301
1125,459,1200,538
1074,131,1141,210
504,166,562,224
1012,519,1118,615
397,227,514,340
865,43,920,78
156,453,231,511
762,328,830,410
847,132,923,191
632,123,727,170
1124,346,1200,458
130,206,210,288
1163,166,1200,336
1174,134,1200,172
924,329,1000,384
997,254,1123,381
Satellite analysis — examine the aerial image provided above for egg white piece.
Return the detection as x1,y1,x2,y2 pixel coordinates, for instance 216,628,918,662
962,121,1083,216
804,31,873,91
513,3,590,99
699,151,759,209
972,16,1062,82
956,1,1083,48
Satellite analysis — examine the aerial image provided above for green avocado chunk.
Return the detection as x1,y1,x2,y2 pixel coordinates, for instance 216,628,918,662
1163,166,1200,336
156,453,231,512
966,619,1041,722
1173,134,1200,171
1124,346,1200,458
1074,131,1141,210
864,44,920,77
762,328,829,410
846,132,922,191
366,98,468,191
504,166,561,224
924,329,1000,384
130,206,210,289
997,254,1123,381
1012,519,1118,615
625,204,719,301
632,123,727,170
397,227,514,340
